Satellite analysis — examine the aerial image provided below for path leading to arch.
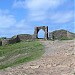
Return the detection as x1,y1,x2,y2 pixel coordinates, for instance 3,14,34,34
0,40,75,75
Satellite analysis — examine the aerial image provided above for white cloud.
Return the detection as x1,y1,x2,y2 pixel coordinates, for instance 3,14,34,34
0,10,16,28
13,0,74,23
28,11,46,21
0,15,16,28
26,0,64,10
0,9,33,37
13,0,26,8
14,0,74,23
0,9,9,15
13,0,64,10
15,19,32,30
0,9,31,29
13,0,66,21
27,0,63,21
50,11,74,23
15,19,27,28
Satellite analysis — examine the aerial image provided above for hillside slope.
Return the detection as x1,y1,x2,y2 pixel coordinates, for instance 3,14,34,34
0,40,74,75
49,29,75,40
0,41,44,69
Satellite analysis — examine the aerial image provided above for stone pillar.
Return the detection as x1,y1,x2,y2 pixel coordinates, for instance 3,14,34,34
34,27,38,39
45,26,48,40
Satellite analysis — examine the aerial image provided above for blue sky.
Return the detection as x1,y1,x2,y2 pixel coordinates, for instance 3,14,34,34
0,0,74,38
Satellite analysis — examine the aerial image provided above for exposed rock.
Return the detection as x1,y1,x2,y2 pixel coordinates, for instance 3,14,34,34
30,65,40,69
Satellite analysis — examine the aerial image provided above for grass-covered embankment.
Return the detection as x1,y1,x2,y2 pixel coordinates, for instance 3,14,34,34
0,41,44,69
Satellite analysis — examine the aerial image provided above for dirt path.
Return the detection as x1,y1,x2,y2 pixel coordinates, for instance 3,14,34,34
0,40,75,75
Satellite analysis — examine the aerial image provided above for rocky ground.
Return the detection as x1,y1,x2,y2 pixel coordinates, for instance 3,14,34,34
0,40,75,75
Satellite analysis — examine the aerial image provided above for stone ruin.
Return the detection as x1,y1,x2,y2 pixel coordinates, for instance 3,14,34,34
1,26,74,46
34,26,48,40
0,26,49,46
1,35,20,46
17,34,32,41
0,34,33,46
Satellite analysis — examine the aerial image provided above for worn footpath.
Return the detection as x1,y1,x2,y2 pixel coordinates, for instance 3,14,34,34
0,40,75,75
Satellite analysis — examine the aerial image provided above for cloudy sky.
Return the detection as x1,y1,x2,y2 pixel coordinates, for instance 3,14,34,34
0,0,74,38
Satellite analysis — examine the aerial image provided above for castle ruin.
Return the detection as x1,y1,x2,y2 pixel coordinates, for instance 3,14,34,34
34,26,48,40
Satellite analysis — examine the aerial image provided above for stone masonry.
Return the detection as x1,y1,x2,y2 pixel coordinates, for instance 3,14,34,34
2,35,20,46
34,26,48,40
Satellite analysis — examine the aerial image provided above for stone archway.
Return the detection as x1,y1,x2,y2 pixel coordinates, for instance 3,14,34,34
34,26,48,40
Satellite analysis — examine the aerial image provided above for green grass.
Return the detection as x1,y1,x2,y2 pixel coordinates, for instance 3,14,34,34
0,41,44,69
59,36,74,40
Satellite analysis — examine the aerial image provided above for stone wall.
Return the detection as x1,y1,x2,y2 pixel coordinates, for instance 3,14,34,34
48,29,74,40
2,35,20,46
17,34,32,41
0,34,33,46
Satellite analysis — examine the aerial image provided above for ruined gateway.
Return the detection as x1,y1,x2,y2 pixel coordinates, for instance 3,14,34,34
34,26,48,40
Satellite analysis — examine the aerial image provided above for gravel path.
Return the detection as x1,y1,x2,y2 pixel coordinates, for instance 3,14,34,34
0,40,75,75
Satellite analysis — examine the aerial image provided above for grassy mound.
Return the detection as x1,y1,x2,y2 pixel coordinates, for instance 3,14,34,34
0,41,44,69
49,29,75,40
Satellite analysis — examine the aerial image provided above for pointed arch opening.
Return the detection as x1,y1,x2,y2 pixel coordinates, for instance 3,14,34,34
38,29,45,39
